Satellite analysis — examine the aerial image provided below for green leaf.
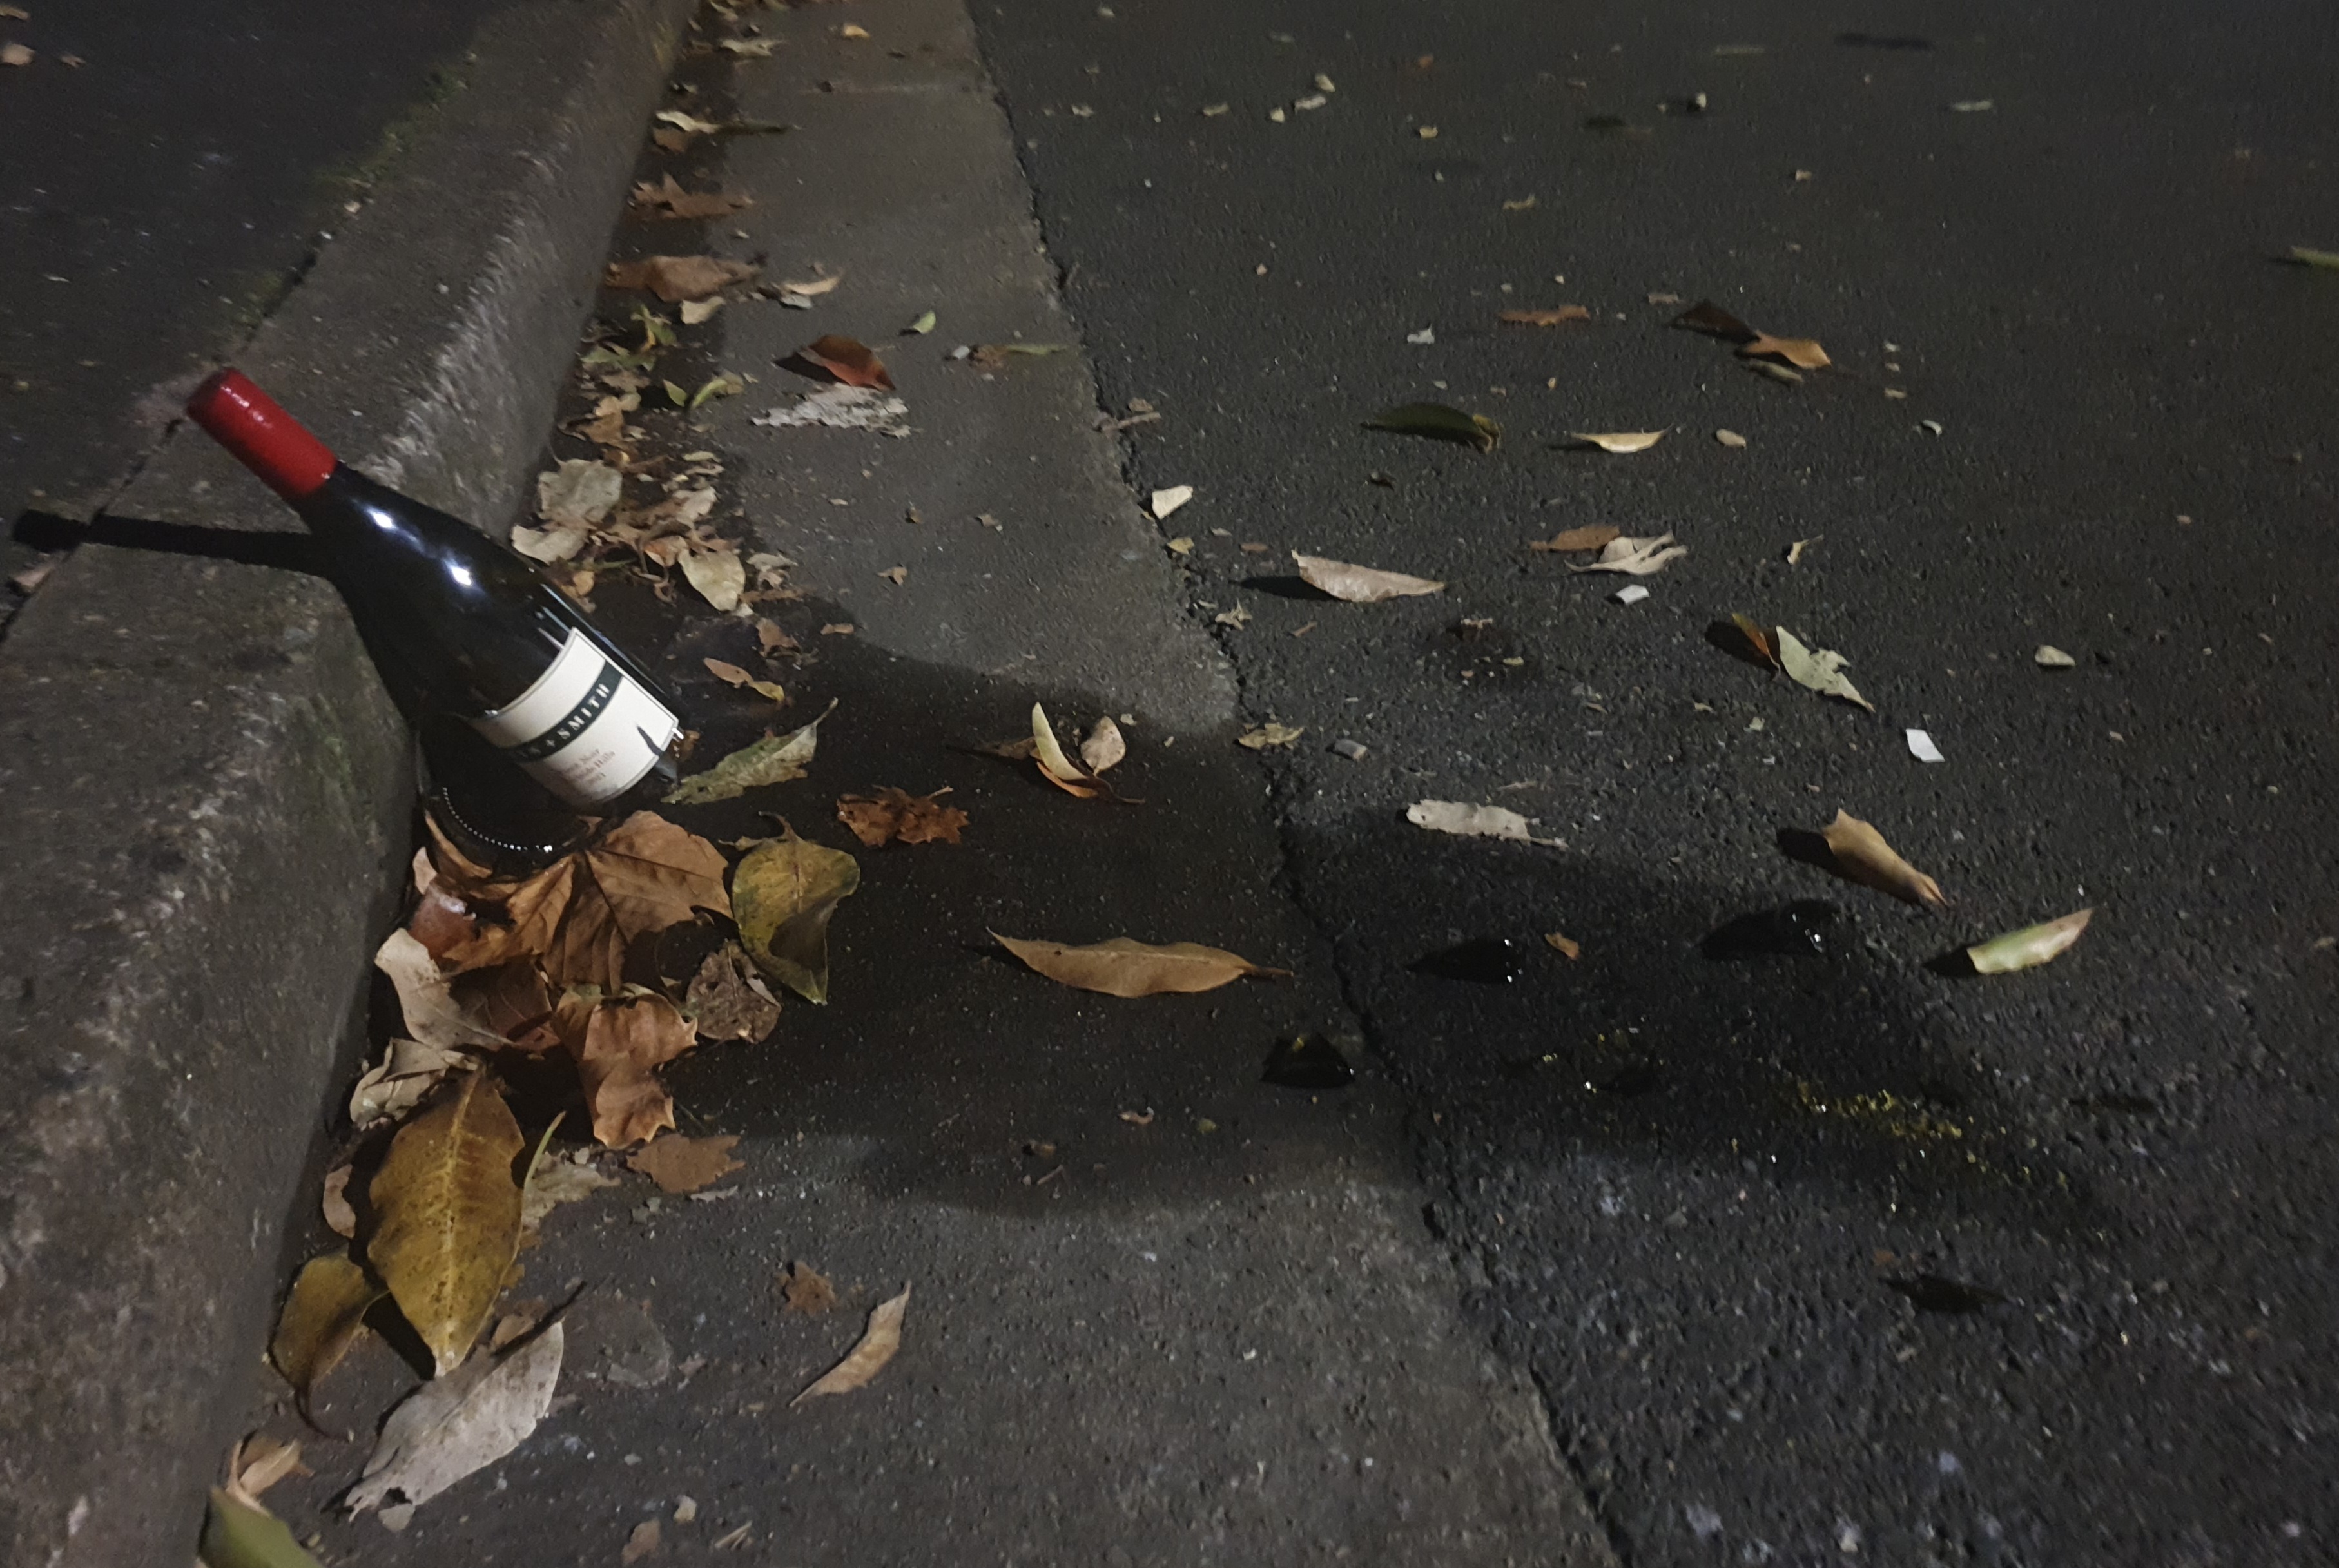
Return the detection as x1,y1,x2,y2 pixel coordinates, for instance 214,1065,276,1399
663,380,689,407
579,345,656,373
665,701,833,806
634,305,679,347
200,1490,324,1568
1363,402,1501,452
904,309,937,335
688,373,745,409
1966,909,2092,974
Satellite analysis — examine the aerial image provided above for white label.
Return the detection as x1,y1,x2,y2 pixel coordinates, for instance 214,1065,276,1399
472,628,679,808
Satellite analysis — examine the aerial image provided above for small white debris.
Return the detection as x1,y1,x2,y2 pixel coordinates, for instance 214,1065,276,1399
1294,93,1327,111
1919,418,1944,436
1612,584,1651,606
1331,738,1368,760
1150,485,1194,519
1906,729,1945,763
1948,99,1995,112
2035,644,2076,669
1406,327,1435,344
751,385,911,437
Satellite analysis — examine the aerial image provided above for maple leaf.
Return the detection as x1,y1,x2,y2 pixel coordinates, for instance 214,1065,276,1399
442,813,730,992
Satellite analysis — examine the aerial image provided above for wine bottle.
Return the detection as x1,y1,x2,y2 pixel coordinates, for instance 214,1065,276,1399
184,368,683,862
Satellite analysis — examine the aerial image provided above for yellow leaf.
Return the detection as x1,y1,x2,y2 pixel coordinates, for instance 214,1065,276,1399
367,1074,526,1377
1967,909,2092,973
1775,627,1876,712
791,1284,911,1406
1569,430,1666,453
1029,702,1105,797
733,826,862,1003
201,1489,324,1568
1815,810,1948,909
1238,722,1304,749
269,1253,381,1412
1740,333,1830,370
993,933,1292,997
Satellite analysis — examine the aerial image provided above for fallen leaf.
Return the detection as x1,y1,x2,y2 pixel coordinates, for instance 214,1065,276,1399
780,1261,835,1315
779,273,842,297
367,1073,528,1377
536,460,623,529
1741,333,1831,371
1966,909,2091,974
518,1156,618,1234
755,617,798,654
623,1520,663,1564
877,565,907,586
797,334,895,390
967,342,1072,368
1749,361,1805,385
1810,809,1947,909
1786,536,1818,565
665,701,832,806
1293,552,1444,602
1529,524,1620,553
1150,484,1194,519
732,824,861,1003
1214,604,1253,628
1080,716,1127,775
1569,431,1666,453
0,42,30,68
836,786,968,846
903,308,937,334
1775,626,1876,712
320,1165,358,1238
1570,532,1686,576
202,1489,325,1568
685,942,781,1043
346,1323,563,1519
1544,932,1582,960
1671,300,1756,341
838,22,870,38
2035,644,2076,669
1405,800,1562,847
703,658,786,704
444,814,731,992
1363,402,1500,451
605,255,759,302
681,541,746,612
270,1253,382,1413
1709,613,1779,668
1497,306,1591,326
225,1434,309,1511
511,523,589,563
627,1133,744,1194
750,385,910,436
2287,245,2339,271
792,1284,909,1406
349,1037,479,1130
993,934,1291,996
679,298,723,327
1238,722,1304,749
1715,428,1748,448
1029,703,1105,798
629,175,751,220
375,930,507,1052
577,996,699,1147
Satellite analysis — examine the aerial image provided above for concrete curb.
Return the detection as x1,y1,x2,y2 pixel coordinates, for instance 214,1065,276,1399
0,1,695,1560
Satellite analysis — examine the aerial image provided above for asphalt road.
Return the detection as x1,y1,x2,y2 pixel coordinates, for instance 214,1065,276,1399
967,1,2339,1562
0,0,511,623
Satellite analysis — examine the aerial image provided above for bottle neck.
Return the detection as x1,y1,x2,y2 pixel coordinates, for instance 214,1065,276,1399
184,368,340,500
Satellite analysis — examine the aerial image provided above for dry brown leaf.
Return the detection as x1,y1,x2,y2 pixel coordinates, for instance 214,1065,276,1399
780,1261,835,1316
681,541,746,614
797,334,895,390
452,963,555,1042
630,174,752,220
836,786,968,847
1292,552,1444,603
1080,716,1127,775
1741,333,1831,371
627,1133,744,1194
686,942,781,1042
623,1520,663,1564
227,1433,309,1507
576,996,698,1148
993,933,1291,997
1569,431,1666,454
791,1285,911,1406
270,1253,382,1412
345,1323,563,1519
1238,722,1305,749
778,273,842,297
322,1165,358,1239
367,1073,527,1377
1029,704,1106,798
375,929,507,1052
756,617,799,654
408,878,478,960
1529,524,1620,553
1710,613,1779,668
1544,932,1582,960
1406,800,1562,847
1815,810,1948,909
605,255,760,302
732,825,861,1004
1569,532,1687,576
1497,306,1591,326
443,813,730,992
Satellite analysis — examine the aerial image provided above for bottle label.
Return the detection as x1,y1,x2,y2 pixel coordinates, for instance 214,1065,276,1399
471,628,678,809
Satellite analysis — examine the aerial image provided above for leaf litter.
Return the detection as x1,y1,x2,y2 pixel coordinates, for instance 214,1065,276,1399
732,824,861,1004
666,701,833,805
1794,810,1948,909
365,1071,528,1377
1363,402,1500,451
1775,626,1876,711
837,787,969,846
1406,800,1562,847
1569,532,1687,576
627,1133,745,1194
346,1322,564,1525
1967,909,2092,973
1569,430,1666,454
793,1285,911,1406
1293,552,1444,602
993,934,1291,996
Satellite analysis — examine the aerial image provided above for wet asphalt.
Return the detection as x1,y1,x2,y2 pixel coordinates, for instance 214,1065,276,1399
969,0,2339,1562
